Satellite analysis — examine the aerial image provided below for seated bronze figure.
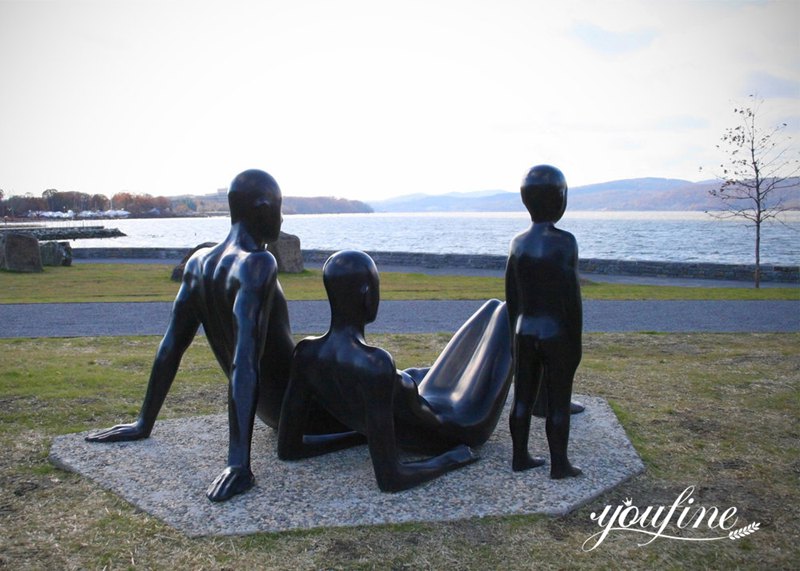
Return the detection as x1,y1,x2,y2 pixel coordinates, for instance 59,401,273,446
85,169,343,502
506,165,583,479
278,250,514,492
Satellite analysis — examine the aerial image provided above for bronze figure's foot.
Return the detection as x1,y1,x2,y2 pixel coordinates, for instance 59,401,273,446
445,444,480,467
206,465,255,502
84,422,150,442
512,454,546,472
550,463,582,479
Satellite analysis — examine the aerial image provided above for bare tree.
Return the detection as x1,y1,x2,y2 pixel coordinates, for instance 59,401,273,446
704,96,799,287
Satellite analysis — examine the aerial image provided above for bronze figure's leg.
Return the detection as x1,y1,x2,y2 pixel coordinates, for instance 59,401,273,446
510,335,546,472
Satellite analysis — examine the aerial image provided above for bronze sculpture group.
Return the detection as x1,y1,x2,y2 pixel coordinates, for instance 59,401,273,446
87,165,584,500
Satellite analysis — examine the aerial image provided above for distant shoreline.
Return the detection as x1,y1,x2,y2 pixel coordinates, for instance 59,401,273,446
6,208,800,222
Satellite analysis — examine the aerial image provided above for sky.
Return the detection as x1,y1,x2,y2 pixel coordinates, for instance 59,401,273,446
1,0,798,202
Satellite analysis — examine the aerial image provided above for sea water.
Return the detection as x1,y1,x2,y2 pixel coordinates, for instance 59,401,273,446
60,211,799,265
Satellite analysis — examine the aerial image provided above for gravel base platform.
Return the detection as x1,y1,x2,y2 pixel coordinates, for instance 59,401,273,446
50,395,643,537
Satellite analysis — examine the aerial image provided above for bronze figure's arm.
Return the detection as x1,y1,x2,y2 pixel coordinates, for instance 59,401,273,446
85,265,201,443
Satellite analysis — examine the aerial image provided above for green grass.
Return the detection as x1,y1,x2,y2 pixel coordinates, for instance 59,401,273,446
580,281,799,300
1,263,797,303
0,333,798,569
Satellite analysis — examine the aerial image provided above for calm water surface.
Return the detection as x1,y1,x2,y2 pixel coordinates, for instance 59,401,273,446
61,211,799,265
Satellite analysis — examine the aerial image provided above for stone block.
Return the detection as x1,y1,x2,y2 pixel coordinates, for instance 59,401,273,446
268,231,304,273
0,232,43,272
40,241,73,267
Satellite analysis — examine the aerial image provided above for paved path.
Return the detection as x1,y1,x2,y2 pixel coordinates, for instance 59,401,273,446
2,259,797,337
1,299,797,338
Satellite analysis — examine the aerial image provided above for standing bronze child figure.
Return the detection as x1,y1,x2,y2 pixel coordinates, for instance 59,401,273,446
506,165,582,478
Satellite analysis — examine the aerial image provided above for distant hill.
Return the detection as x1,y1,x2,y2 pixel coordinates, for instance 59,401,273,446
569,178,717,211
371,190,511,212
369,177,800,212
175,194,373,215
282,196,373,215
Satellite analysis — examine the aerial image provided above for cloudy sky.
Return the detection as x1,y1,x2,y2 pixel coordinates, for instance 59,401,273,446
1,0,798,201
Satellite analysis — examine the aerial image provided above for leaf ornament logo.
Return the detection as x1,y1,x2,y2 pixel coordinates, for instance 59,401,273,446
729,522,760,540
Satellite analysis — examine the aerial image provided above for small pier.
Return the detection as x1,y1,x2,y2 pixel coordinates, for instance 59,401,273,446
0,223,125,240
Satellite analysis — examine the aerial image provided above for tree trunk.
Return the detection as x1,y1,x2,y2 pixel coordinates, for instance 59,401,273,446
754,221,761,288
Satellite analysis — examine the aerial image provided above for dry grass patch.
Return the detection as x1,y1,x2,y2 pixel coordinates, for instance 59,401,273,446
0,333,797,569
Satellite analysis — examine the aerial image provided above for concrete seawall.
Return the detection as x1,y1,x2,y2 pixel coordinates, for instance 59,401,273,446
71,247,798,283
